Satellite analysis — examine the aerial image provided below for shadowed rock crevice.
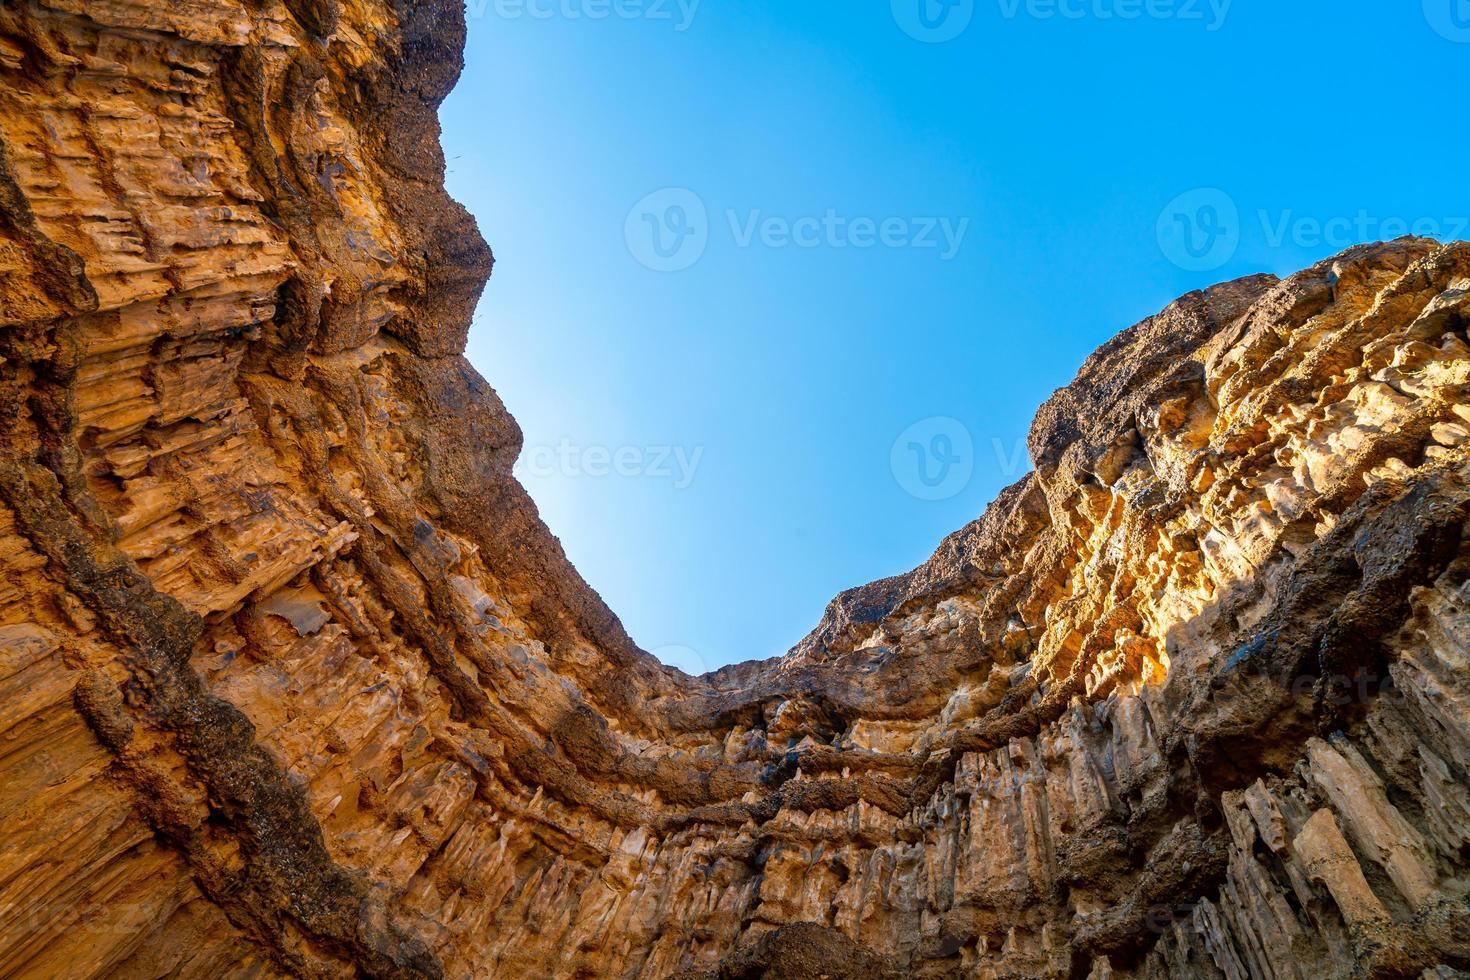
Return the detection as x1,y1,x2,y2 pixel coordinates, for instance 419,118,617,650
2,2,1470,978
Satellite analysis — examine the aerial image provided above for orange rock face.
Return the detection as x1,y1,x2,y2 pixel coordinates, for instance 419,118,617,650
2,2,1469,978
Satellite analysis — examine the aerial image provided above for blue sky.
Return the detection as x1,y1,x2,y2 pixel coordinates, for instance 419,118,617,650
442,0,1470,672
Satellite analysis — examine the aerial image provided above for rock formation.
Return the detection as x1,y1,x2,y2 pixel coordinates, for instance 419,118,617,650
1,1,1469,978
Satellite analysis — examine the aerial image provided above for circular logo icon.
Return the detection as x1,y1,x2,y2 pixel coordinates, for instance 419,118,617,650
1156,188,1240,272
891,417,974,501
625,188,709,272
651,644,708,677
892,0,974,42
1424,0,1470,42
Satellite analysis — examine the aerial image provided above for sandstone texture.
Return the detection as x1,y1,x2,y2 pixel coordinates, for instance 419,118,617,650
2,2,1470,978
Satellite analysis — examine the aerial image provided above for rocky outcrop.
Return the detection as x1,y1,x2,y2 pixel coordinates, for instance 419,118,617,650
1,2,1469,978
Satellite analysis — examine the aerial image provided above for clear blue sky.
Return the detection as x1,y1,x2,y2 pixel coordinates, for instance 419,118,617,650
442,1,1470,672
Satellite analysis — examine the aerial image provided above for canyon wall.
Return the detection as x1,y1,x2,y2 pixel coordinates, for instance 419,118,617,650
1,1,1468,977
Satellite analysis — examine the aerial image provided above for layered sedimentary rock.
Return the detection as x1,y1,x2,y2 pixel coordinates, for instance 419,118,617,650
2,1,1469,978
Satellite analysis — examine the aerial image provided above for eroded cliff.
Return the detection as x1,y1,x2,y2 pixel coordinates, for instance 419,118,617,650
1,2,1469,978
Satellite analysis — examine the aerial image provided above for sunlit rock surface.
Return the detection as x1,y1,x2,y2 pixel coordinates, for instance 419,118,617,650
2,2,1469,977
